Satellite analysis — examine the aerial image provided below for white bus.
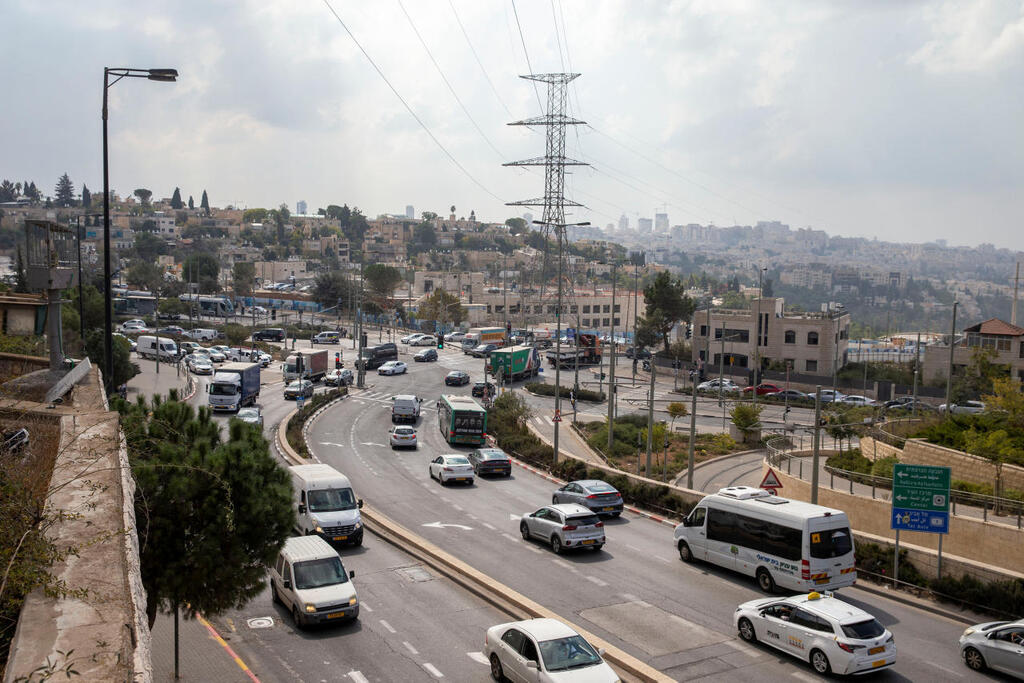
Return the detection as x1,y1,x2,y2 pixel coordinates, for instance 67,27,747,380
673,486,856,593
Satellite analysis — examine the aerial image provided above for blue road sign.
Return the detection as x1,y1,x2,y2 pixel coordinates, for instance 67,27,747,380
891,463,950,534
891,508,949,533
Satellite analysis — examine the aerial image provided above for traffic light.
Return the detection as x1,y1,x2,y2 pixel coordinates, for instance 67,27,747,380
360,332,367,348
335,352,341,369
437,336,443,349
271,308,276,320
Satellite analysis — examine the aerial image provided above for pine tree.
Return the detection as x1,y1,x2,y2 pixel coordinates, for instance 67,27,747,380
170,187,183,209
188,195,195,210
81,184,92,209
200,190,210,215
55,173,75,206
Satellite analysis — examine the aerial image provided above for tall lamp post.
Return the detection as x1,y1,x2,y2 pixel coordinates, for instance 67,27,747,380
102,66,177,394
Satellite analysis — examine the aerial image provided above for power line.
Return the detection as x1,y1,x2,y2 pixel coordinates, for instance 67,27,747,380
550,0,567,73
448,0,515,119
398,0,505,160
510,0,544,112
320,0,504,203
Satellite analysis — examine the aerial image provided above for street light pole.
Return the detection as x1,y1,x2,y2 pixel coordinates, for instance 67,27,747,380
944,301,958,417
102,66,177,394
607,260,618,453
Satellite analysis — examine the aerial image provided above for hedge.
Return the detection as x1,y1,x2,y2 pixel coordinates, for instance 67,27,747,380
286,388,347,458
524,382,605,403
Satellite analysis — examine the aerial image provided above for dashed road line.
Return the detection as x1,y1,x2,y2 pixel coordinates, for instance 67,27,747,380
361,602,373,612
585,575,608,587
422,663,444,678
482,522,496,530
403,641,419,655
380,619,397,634
467,652,489,666
348,671,369,683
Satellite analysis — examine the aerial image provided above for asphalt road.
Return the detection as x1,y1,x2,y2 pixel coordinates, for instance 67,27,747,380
303,350,997,682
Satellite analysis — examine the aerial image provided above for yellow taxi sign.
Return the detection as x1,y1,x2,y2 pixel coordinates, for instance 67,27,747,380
808,591,822,600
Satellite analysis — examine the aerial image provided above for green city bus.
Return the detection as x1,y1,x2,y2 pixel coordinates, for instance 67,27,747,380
437,395,488,446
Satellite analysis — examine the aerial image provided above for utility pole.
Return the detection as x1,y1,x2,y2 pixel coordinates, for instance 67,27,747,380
811,385,822,504
356,252,366,389
944,301,958,416
912,332,921,416
646,362,656,477
632,257,640,382
607,260,618,453
686,370,698,489
832,309,840,400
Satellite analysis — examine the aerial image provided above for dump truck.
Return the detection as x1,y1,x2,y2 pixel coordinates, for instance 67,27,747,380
208,362,261,412
545,332,602,368
487,345,541,382
284,348,329,382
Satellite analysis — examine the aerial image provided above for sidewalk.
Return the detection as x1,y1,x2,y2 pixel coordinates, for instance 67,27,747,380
150,609,256,682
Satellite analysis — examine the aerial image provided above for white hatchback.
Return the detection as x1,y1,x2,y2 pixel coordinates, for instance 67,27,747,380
429,454,474,485
389,426,417,449
377,361,407,375
735,591,896,676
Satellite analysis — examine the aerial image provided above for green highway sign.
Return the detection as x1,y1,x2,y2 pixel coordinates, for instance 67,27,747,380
891,463,951,534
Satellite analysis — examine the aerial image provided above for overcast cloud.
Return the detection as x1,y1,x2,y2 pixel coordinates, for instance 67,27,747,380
2,0,1022,248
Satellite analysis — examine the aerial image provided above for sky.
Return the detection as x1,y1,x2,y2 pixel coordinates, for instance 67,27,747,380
2,0,1023,249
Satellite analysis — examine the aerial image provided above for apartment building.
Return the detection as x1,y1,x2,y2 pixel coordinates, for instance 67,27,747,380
691,297,850,376
922,318,1024,383
254,259,309,283
413,271,485,299
470,289,643,335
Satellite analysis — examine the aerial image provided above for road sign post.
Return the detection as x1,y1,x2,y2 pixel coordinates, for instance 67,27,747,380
890,463,951,582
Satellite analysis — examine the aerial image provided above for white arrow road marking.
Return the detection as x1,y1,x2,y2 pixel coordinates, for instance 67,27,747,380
319,442,346,447
360,442,388,447
422,521,474,531
348,672,369,683
467,652,489,665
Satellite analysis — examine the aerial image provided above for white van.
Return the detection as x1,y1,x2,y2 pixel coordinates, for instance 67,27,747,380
673,486,856,593
290,464,364,546
269,536,359,627
391,394,422,424
185,328,218,342
136,336,178,361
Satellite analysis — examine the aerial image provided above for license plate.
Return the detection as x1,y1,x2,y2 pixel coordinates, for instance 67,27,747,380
872,659,887,668
581,539,595,545
326,611,347,619
333,536,348,541
456,477,466,481
815,578,829,585
869,646,885,655
602,506,615,511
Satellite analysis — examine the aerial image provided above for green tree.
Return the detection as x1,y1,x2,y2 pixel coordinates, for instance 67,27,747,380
720,291,749,310
634,315,661,350
232,261,256,298
188,195,195,210
666,402,688,435
964,427,1015,511
730,403,762,441
312,271,352,310
81,184,92,209
133,231,167,262
158,297,189,316
133,188,153,207
200,190,210,215
414,222,437,248
54,172,75,207
421,211,437,221
0,180,16,202
418,288,465,325
183,253,220,293
127,260,165,294
222,323,250,346
325,204,351,223
643,271,695,355
364,264,403,304
983,377,1024,430
170,187,183,209
951,347,1008,403
115,398,293,628
243,208,268,224
85,330,137,387
505,217,527,235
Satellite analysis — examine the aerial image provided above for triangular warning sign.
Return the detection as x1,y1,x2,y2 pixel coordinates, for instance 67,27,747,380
760,468,783,492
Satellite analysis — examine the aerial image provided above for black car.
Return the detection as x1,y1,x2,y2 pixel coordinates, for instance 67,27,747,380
252,328,285,342
467,447,512,477
445,371,470,386
414,348,438,362
469,343,498,358
625,347,652,359
472,381,495,398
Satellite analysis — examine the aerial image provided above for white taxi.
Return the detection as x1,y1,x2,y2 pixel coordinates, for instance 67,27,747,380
734,591,896,675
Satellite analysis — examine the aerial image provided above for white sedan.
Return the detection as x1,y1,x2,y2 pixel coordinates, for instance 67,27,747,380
377,361,407,376
409,335,436,347
838,395,877,407
186,355,214,375
697,378,739,392
192,347,226,363
735,592,896,676
428,454,474,485
389,426,417,449
484,618,619,683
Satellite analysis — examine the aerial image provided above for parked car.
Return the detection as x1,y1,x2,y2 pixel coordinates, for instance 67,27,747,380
120,322,149,334
939,400,986,415
410,335,437,347
313,331,341,345
413,348,438,362
157,325,186,336
467,447,512,477
769,389,809,401
389,425,417,449
178,341,201,356
445,370,470,386
252,305,268,316
235,406,263,427
959,618,1024,676
401,333,427,344
552,480,623,517
472,381,496,398
883,398,934,412
157,312,182,321
252,328,285,342
697,378,740,392
742,383,782,396
469,343,498,358
735,591,896,676
192,347,226,363
183,328,218,342
324,369,353,387
429,454,475,485
520,504,605,554
209,345,233,357
838,395,877,406
377,361,408,376
444,332,465,343
120,318,147,330
284,380,315,400
815,389,846,403
483,618,619,683
186,355,214,375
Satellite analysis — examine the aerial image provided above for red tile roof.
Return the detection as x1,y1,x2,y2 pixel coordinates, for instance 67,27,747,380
963,318,1024,336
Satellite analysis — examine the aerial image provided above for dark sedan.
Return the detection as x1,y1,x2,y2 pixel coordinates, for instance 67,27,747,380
552,479,624,517
472,381,495,398
283,380,315,400
414,348,438,362
469,343,497,358
444,370,470,386
467,447,512,477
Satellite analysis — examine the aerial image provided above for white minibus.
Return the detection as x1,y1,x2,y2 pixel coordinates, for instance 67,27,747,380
673,486,856,593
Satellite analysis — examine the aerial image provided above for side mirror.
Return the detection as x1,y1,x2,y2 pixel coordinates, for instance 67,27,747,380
525,661,538,670
349,570,355,578
298,504,306,514
282,579,291,589
358,499,364,509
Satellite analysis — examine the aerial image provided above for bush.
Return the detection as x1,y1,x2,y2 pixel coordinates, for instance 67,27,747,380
871,456,898,478
524,382,605,403
854,541,928,587
826,449,872,474
730,403,762,431
286,388,347,457
930,574,1024,618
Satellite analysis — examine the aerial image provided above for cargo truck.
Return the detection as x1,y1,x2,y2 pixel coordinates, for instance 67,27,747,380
208,362,261,412
545,332,602,368
461,327,506,353
284,348,328,382
487,345,541,382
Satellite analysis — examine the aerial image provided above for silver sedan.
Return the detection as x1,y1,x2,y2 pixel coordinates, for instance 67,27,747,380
519,504,605,554
959,619,1024,676
552,480,623,517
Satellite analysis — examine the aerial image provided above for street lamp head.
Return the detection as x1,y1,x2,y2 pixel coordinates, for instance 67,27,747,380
147,68,179,81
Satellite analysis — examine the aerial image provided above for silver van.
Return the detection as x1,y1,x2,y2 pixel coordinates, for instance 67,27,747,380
269,536,359,628
313,331,341,345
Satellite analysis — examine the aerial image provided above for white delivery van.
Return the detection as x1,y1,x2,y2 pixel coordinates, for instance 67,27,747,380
269,535,359,628
391,394,422,424
136,336,178,361
289,464,364,546
673,486,856,593
185,328,218,342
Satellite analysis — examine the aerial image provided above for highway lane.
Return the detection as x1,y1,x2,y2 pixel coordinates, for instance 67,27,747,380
308,356,991,681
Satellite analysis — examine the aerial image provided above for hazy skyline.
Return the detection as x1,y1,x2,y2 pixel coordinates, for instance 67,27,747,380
2,1,1022,249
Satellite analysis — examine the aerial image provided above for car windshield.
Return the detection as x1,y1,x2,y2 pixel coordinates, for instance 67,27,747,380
841,619,886,640
292,556,348,590
237,409,258,420
307,487,357,512
539,635,602,672
810,527,853,558
395,428,414,435
284,363,298,373
287,382,303,390
482,451,507,460
209,383,237,396
445,456,470,465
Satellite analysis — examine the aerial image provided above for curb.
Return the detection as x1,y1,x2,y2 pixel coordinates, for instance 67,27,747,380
851,580,977,626
276,392,348,464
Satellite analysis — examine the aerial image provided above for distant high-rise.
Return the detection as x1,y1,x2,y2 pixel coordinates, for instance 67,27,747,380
618,214,629,232
655,212,669,232
638,217,653,233
296,200,307,215
406,205,414,219
523,212,533,225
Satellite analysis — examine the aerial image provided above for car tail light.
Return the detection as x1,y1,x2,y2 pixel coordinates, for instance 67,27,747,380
836,641,857,653
562,524,577,531
443,467,453,472
595,521,604,528
801,559,810,580
587,494,598,499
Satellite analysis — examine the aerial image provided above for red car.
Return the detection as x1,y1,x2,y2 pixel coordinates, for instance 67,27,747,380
742,383,781,395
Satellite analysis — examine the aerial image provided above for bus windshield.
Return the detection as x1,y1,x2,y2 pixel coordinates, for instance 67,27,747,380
810,527,853,558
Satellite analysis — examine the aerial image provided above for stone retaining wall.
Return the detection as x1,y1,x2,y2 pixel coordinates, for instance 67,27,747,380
901,439,1024,492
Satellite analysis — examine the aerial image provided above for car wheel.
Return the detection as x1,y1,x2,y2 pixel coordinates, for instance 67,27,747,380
963,647,986,671
737,617,756,643
551,495,559,504
551,536,562,554
810,649,831,675
489,653,505,682
678,541,694,563
756,568,776,593
520,522,530,541
291,606,306,630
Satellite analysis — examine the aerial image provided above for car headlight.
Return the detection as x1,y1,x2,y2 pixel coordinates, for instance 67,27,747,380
353,520,362,529
962,628,975,637
305,603,317,613
313,524,323,533
349,597,358,606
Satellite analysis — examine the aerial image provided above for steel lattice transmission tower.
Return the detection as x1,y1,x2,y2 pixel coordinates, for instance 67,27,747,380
504,73,589,462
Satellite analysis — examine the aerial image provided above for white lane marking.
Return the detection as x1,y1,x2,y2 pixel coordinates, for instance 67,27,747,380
633,600,652,608
552,559,578,573
452,504,464,512
380,619,397,633
626,544,644,553
654,555,670,563
403,641,419,655
482,522,496,530
620,593,639,602
508,513,521,521
723,639,761,658
348,672,369,683
501,532,519,543
423,663,444,678
467,652,489,666
923,661,964,678
585,575,608,587
361,603,373,612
